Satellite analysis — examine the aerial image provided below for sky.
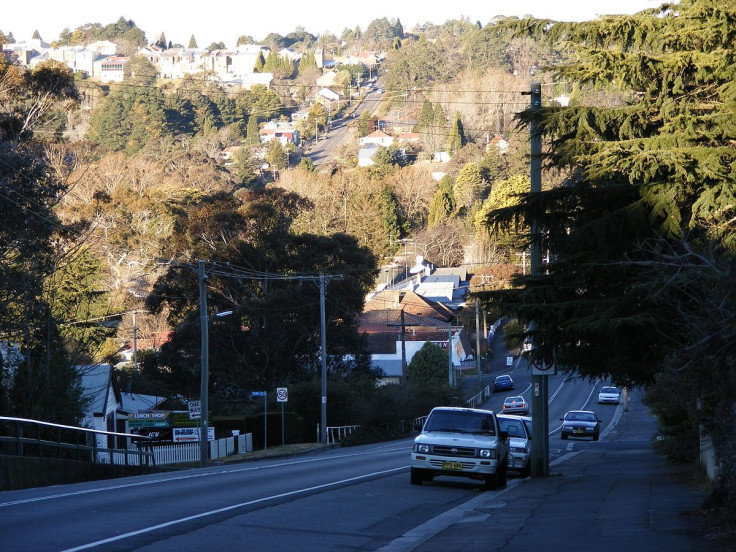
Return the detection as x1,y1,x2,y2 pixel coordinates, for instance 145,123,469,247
3,0,661,49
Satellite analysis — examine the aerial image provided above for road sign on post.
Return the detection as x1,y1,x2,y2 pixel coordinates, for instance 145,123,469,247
277,387,288,448
531,359,557,376
188,400,201,420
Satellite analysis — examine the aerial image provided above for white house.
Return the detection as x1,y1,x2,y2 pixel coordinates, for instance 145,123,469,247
359,130,394,147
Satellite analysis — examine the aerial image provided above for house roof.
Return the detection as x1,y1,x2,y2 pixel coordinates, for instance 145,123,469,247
77,364,120,416
119,392,167,414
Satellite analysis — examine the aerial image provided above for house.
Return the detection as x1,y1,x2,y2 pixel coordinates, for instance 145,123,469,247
259,121,301,146
398,132,421,144
359,130,394,148
359,290,472,382
316,71,338,87
358,144,380,167
95,55,129,83
219,145,244,163
78,364,166,459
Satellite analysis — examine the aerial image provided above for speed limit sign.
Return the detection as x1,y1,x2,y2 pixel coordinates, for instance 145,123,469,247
276,387,288,403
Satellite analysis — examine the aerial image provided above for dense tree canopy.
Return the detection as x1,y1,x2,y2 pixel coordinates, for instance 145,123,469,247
478,0,736,506
145,188,379,412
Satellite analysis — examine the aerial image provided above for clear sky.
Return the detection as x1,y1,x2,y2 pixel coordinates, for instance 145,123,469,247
4,0,660,49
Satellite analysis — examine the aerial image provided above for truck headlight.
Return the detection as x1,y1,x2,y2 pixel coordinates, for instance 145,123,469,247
479,449,496,459
414,444,430,453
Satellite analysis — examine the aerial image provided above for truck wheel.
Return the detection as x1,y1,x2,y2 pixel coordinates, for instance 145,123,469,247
483,474,498,490
410,468,425,485
498,460,508,488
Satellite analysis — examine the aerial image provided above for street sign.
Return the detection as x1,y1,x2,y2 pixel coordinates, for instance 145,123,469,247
188,400,201,420
530,358,556,376
506,356,513,366
276,387,288,403
534,382,540,397
251,391,266,397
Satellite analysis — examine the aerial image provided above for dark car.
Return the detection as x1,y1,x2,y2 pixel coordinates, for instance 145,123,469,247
560,410,601,441
502,396,529,415
493,375,515,392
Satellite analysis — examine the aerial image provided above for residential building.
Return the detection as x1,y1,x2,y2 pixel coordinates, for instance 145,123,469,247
259,121,301,146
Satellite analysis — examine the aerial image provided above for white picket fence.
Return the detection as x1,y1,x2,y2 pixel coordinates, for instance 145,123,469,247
103,433,253,466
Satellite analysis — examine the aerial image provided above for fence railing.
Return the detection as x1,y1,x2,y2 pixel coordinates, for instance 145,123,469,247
0,415,154,467
466,384,492,408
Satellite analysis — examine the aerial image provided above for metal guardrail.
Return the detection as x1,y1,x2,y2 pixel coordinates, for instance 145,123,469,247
0,415,155,467
466,384,492,408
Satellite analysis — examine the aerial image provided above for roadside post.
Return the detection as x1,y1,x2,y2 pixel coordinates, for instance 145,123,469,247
523,81,550,477
277,387,288,447
251,391,267,452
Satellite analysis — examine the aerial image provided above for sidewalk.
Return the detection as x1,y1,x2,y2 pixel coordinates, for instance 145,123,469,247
404,391,710,551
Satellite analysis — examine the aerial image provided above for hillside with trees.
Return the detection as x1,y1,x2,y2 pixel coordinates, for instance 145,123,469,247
2,4,735,530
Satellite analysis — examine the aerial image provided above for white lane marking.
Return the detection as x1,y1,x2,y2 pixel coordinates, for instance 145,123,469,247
548,378,601,435
0,444,412,508
60,466,407,552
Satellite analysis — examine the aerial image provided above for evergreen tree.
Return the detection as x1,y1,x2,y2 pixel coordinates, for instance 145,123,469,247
428,176,456,227
188,34,197,48
245,116,261,145
378,186,402,249
453,163,485,211
406,342,449,388
479,2,736,491
446,111,467,156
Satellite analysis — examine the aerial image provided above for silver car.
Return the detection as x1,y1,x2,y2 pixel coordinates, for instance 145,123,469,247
497,414,531,477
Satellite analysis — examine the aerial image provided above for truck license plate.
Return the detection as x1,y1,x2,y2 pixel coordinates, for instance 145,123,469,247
442,461,463,470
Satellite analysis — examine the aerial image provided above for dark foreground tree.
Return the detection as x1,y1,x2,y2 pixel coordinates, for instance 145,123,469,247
478,0,736,519
145,188,379,413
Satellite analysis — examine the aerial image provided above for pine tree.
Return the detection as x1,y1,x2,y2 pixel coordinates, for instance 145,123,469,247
245,116,261,145
428,176,455,227
446,111,466,156
188,34,197,48
479,1,736,477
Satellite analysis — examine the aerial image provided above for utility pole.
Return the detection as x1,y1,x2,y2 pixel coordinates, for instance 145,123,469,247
315,273,343,443
319,274,328,444
475,299,482,390
448,322,455,387
400,308,407,381
524,82,550,477
198,260,210,467
132,311,138,373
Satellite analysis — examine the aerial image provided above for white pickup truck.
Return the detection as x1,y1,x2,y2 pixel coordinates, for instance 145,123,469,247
411,406,509,490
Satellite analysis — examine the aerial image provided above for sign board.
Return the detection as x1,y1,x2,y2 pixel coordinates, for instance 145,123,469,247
251,391,266,397
276,387,288,403
530,359,557,376
173,427,215,443
188,400,201,420
534,382,540,397
506,356,513,366
127,412,170,429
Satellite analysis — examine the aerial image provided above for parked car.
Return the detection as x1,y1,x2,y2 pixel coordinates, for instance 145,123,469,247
598,386,621,405
493,375,515,392
411,406,509,490
560,410,601,441
502,396,529,415
497,414,531,477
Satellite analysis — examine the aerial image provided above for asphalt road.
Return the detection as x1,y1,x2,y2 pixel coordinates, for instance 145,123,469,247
0,325,704,552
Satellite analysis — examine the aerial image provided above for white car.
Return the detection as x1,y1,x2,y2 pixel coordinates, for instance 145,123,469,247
497,414,531,477
598,386,621,405
411,407,509,489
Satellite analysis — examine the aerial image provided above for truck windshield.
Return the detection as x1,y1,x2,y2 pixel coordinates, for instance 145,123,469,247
424,411,495,435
